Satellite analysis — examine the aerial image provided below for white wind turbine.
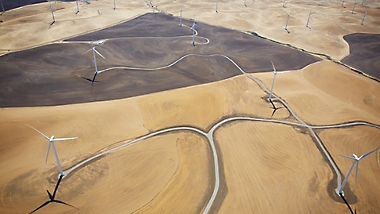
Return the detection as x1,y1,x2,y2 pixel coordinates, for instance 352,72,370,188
85,42,105,82
282,0,286,8
113,0,116,10
26,124,77,177
75,0,79,14
244,0,247,7
268,61,277,103
306,10,313,28
49,2,56,25
351,0,357,14
284,12,291,33
0,0,4,14
180,8,182,27
337,148,378,195
190,21,196,46
216,0,218,13
342,0,346,8
361,8,368,25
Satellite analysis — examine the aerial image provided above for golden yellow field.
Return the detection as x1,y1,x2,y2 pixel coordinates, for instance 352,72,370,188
0,0,379,213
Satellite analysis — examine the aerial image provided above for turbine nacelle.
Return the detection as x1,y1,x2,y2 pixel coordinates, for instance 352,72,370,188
26,124,77,177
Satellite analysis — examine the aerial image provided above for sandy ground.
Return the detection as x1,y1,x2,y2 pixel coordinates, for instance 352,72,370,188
253,60,380,125
0,0,379,213
214,121,348,213
0,0,150,55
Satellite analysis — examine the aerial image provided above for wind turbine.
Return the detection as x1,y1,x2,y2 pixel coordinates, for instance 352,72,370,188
342,0,346,8
30,174,78,213
84,42,105,82
75,0,79,14
216,0,218,13
26,124,77,177
351,0,357,14
306,10,313,28
49,2,56,25
282,0,286,8
244,0,247,7
190,21,196,46
268,61,279,117
284,12,291,33
361,8,368,25
337,148,378,195
0,0,4,14
268,61,277,103
113,0,116,10
180,8,182,27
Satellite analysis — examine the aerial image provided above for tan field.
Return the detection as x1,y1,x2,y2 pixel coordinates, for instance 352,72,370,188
0,0,379,213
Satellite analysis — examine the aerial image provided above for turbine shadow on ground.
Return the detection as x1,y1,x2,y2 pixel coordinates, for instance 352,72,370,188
30,175,78,214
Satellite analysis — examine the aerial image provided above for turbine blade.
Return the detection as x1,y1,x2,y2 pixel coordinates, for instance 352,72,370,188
339,154,355,160
46,142,52,163
53,200,78,210
25,124,50,140
270,108,277,118
47,190,53,200
29,201,51,214
53,137,78,141
94,48,105,59
355,161,359,183
83,49,92,54
360,148,378,159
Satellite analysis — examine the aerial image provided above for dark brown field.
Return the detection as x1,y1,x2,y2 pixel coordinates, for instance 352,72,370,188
0,13,319,107
341,33,380,80
0,0,75,11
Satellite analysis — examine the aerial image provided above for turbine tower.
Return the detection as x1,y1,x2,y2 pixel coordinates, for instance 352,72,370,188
268,61,277,103
49,2,56,25
75,0,79,14
216,0,218,13
351,0,357,14
190,21,196,46
306,10,313,28
26,124,77,177
337,148,378,195
361,8,368,25
284,12,291,33
282,0,286,8
0,0,4,14
113,0,116,10
180,8,182,27
85,42,105,82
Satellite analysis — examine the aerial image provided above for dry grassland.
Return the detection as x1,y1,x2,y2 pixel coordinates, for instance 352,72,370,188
134,134,212,213
253,60,380,125
0,0,379,213
214,121,347,213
